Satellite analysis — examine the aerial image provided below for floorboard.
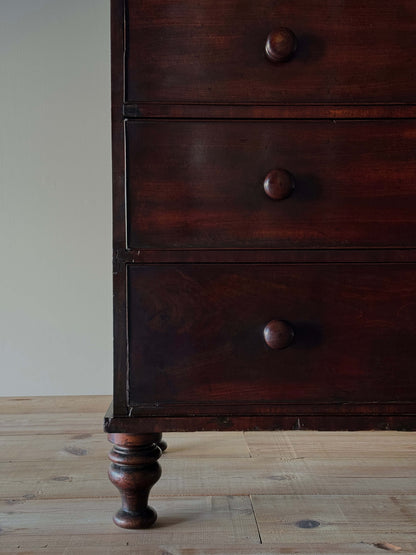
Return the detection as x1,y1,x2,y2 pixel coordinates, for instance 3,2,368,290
251,494,416,546
1,395,415,554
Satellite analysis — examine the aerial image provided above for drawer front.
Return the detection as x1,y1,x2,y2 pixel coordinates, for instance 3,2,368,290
128,264,416,406
126,120,416,249
125,0,416,104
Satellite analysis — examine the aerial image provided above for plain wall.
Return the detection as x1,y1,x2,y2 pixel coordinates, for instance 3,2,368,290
0,0,112,395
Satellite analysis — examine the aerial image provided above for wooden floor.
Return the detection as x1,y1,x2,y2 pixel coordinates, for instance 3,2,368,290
0,397,415,554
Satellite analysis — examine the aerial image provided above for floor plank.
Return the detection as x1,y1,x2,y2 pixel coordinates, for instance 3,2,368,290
1,396,415,553
0,396,111,414
0,431,249,462
0,496,260,548
245,431,416,460
1,544,414,554
0,413,103,435
2,457,415,502
251,494,416,548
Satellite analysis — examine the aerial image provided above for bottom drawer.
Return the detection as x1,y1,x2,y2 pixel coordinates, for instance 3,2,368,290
127,264,416,407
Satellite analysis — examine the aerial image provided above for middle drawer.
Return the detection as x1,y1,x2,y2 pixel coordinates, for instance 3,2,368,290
126,119,416,249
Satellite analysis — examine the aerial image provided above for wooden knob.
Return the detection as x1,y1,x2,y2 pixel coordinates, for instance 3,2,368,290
264,320,294,350
265,28,297,63
264,169,295,200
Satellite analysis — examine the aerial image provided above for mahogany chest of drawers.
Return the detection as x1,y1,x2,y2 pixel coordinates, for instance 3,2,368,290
104,0,416,528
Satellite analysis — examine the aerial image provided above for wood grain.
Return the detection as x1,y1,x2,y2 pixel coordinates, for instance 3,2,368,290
0,496,259,546
126,119,416,250
123,102,416,120
1,396,416,551
244,430,416,460
0,545,414,555
125,0,416,104
0,395,110,414
0,413,103,435
251,494,416,545
2,455,416,501
0,431,250,462
127,263,416,408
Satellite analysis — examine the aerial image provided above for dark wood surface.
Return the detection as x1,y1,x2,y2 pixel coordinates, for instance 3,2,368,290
109,0,416,433
127,263,416,406
125,0,416,104
105,412,416,433
109,0,416,527
124,104,416,120
126,119,416,249
111,0,128,416
116,249,416,266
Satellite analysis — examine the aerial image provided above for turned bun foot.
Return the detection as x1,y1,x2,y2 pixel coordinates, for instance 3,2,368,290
108,433,162,529
113,506,157,529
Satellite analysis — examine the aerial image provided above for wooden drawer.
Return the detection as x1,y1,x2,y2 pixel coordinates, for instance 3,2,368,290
128,263,416,407
126,119,416,249
125,0,416,105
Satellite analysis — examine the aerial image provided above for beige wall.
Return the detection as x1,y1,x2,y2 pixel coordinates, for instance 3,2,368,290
0,0,112,395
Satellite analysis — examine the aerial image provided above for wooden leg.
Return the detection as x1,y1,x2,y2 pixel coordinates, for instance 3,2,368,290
108,433,162,529
155,432,168,453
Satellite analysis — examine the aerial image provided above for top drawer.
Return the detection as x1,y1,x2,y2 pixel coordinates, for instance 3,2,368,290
125,0,416,105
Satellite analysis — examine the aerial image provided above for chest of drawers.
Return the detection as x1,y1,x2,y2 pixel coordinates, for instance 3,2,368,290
104,0,416,528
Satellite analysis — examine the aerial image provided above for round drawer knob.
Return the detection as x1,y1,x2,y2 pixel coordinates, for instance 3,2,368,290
263,169,295,200
265,28,297,63
264,320,294,350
